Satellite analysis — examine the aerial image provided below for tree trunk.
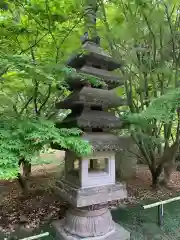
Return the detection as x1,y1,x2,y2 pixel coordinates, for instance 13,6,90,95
159,171,170,187
22,160,31,178
151,171,160,187
17,173,28,194
150,164,163,188
160,161,175,187
17,158,31,194
158,142,178,186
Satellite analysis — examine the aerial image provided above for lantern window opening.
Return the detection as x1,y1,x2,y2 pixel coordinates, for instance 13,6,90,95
88,157,109,175
67,158,80,177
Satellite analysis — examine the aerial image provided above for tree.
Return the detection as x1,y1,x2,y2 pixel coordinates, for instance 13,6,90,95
0,0,92,192
0,53,92,192
1,0,179,190
100,0,180,187
125,89,180,187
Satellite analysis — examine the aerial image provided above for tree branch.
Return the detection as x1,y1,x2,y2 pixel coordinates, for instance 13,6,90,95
19,96,33,115
32,78,39,116
19,33,48,55
38,84,52,115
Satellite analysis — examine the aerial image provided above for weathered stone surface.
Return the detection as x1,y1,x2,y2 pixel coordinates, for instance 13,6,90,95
80,66,123,87
64,207,113,237
52,206,130,240
64,151,116,188
56,87,126,110
60,110,123,129
82,133,133,152
67,41,121,71
55,179,127,208
53,221,130,240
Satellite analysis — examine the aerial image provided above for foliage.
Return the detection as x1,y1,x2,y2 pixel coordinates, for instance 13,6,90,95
0,0,179,187
0,117,92,180
101,0,180,185
125,87,180,127
0,0,96,180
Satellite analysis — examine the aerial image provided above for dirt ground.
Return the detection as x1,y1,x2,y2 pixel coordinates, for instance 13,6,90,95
127,165,180,201
1,163,180,236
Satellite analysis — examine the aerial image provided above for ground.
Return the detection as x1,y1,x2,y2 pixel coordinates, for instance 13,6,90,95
1,153,180,239
127,165,180,201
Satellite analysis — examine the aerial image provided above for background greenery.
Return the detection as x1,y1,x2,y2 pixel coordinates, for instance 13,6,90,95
0,0,180,189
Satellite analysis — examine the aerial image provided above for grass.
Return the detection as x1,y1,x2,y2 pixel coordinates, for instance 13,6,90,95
112,200,180,239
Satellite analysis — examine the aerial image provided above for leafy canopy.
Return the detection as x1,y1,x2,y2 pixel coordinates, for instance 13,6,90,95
0,117,92,180
125,88,180,127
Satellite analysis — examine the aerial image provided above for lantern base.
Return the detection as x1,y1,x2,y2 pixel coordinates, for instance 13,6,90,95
52,221,130,240
52,206,130,240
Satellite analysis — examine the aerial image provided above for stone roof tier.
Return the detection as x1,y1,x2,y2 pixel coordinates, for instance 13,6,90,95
56,87,126,109
56,110,123,129
81,133,134,152
79,65,123,89
67,41,122,71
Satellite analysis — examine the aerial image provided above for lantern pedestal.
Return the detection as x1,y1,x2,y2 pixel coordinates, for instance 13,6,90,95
53,178,130,240
54,178,127,207
52,204,130,240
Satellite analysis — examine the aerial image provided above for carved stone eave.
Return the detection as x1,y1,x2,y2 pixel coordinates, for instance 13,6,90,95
56,110,123,129
65,76,106,91
65,76,91,91
51,134,134,153
56,87,127,109
79,65,123,88
67,41,121,71
81,133,134,152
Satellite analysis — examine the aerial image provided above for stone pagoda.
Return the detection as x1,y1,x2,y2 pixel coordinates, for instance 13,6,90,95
52,39,130,240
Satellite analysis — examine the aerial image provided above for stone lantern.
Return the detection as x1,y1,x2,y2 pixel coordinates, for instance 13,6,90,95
52,40,130,240
64,150,116,189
